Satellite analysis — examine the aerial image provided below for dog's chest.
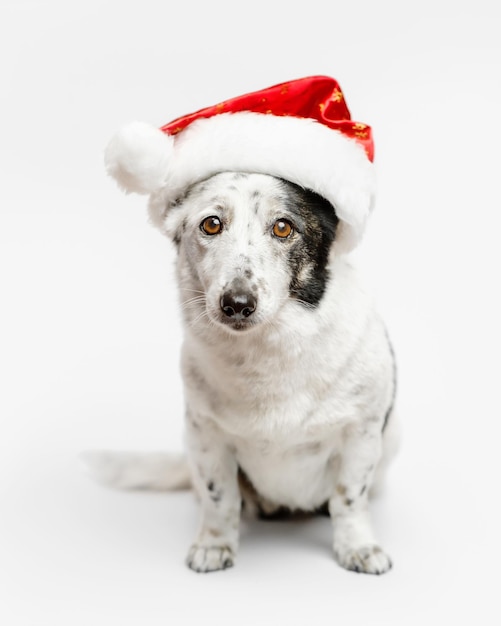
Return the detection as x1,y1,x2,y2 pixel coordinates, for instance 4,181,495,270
182,327,355,441
189,339,346,508
180,296,385,509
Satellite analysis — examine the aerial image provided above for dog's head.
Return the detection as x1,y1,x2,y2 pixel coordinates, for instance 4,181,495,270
161,172,339,334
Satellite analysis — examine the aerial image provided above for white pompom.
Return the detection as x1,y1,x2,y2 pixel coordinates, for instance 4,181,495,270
104,121,174,195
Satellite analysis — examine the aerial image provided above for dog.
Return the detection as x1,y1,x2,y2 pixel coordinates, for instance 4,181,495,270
85,169,399,575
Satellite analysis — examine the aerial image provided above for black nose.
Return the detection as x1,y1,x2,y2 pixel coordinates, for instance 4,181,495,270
220,291,257,319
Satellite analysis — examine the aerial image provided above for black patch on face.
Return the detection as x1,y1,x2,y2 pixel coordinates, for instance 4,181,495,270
278,180,339,307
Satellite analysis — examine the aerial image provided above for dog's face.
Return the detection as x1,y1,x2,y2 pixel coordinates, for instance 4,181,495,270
164,172,339,334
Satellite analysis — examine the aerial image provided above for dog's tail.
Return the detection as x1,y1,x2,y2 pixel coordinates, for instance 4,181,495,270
80,451,192,491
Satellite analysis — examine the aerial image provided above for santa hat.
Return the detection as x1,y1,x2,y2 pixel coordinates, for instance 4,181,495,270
105,76,376,250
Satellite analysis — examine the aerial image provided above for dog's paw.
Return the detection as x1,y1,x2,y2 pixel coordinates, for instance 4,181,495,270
186,544,235,573
335,544,392,575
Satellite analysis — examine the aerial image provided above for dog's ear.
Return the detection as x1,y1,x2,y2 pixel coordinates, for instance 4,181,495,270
144,190,186,246
332,220,365,255
164,210,186,247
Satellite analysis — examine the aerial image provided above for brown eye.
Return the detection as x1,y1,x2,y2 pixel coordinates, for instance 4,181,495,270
200,216,223,236
272,219,293,239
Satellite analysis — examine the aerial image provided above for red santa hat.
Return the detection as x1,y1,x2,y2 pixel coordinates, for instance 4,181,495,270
105,76,376,250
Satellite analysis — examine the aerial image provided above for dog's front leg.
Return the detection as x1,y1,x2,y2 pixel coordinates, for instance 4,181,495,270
329,423,392,575
185,413,241,573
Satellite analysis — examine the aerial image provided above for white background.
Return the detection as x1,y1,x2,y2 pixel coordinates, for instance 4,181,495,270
1,1,500,624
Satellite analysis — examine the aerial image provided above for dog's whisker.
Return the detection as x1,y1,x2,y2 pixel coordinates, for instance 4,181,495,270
180,296,207,310
180,294,207,304
295,298,317,311
187,307,212,329
179,287,206,296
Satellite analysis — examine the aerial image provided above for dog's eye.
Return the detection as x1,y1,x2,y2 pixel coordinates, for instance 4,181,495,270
272,219,293,239
200,216,223,236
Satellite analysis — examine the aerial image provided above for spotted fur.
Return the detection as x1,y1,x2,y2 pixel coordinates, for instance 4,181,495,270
85,171,399,575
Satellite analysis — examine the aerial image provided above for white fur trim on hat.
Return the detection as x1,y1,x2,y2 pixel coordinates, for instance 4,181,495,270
105,112,375,250
104,121,174,195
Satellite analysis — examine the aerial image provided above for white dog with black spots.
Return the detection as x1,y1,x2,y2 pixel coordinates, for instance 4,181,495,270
85,170,399,575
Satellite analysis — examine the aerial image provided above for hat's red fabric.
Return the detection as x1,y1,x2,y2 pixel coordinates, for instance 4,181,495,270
160,76,374,162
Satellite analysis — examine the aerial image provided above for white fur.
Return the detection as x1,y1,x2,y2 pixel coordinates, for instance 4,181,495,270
106,113,375,251
104,121,174,195
80,451,190,491
85,172,399,575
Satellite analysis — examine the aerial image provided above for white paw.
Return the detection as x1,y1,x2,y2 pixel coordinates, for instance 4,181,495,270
186,544,235,573
335,544,392,575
